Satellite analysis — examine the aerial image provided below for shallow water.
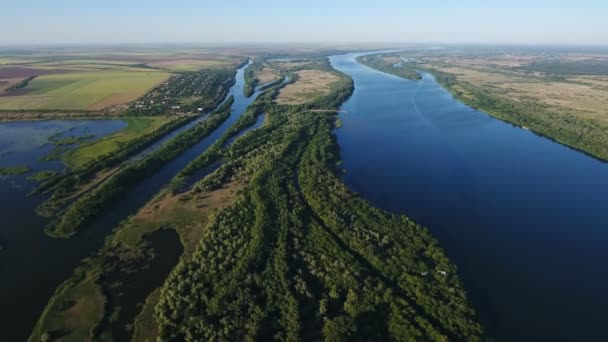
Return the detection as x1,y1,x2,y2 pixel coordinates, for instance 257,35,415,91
331,52,608,341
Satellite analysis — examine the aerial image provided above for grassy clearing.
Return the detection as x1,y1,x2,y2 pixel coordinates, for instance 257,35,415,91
254,66,279,84
116,180,242,252
0,165,31,175
0,70,169,111
63,116,172,169
275,69,340,104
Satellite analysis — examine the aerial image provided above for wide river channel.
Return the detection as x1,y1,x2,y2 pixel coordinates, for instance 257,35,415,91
330,52,608,341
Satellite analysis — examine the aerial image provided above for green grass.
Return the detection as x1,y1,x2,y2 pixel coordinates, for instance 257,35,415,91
63,116,172,169
0,70,169,111
39,147,70,162
0,165,31,175
53,134,95,146
27,170,58,182
335,117,343,128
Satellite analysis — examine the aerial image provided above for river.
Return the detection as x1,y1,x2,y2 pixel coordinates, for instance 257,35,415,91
330,52,608,341
0,60,261,341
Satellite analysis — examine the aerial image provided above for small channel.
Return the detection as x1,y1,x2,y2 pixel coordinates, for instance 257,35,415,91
223,113,265,148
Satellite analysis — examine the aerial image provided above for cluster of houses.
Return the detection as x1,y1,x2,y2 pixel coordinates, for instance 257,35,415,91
129,70,222,114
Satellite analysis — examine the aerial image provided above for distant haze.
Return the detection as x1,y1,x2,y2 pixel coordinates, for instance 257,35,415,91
2,0,607,45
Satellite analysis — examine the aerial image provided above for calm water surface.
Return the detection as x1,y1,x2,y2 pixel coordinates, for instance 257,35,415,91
330,52,608,341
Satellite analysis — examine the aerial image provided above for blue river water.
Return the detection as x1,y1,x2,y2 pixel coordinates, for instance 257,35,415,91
330,52,608,341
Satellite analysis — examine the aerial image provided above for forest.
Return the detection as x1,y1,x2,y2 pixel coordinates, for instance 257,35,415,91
30,56,483,341
519,60,608,75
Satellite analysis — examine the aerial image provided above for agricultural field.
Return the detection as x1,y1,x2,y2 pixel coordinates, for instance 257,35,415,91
0,70,169,111
0,48,244,112
147,58,234,72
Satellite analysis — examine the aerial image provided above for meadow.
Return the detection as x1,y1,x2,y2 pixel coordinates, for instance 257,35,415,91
275,69,340,104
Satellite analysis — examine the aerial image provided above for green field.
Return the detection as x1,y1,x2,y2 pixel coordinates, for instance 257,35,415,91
0,70,169,111
64,116,173,168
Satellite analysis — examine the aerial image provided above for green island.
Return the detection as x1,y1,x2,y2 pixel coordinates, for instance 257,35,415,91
29,56,483,342
27,170,58,182
51,134,95,146
0,165,31,175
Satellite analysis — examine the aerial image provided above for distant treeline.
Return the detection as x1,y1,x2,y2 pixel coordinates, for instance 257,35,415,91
4,76,36,93
519,60,608,76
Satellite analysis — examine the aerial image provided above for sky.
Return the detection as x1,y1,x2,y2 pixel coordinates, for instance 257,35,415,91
2,0,607,45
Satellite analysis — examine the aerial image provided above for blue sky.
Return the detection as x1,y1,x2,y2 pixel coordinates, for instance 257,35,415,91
2,0,606,45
